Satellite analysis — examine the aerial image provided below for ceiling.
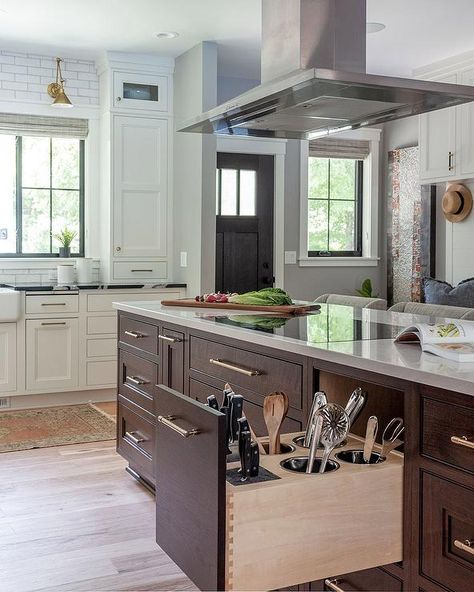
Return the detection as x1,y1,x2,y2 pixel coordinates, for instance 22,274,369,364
1,0,474,80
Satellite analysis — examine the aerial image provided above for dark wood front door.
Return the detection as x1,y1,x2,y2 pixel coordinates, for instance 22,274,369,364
215,152,274,293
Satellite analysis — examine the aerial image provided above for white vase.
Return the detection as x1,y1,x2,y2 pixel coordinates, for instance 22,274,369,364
57,264,75,285
76,258,94,284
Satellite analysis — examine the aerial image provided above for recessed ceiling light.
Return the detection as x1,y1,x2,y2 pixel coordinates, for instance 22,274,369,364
154,31,179,40
367,22,386,34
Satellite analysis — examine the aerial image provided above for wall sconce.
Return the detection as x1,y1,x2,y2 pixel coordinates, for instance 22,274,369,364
47,58,73,108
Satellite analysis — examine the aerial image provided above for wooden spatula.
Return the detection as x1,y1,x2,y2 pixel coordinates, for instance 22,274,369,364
263,391,288,454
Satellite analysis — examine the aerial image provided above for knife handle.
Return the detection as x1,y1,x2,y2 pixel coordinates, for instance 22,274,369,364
206,395,219,410
249,441,260,477
220,405,232,454
230,394,244,443
239,430,252,479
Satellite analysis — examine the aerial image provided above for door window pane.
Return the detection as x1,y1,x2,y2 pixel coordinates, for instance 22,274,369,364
240,170,256,215
0,135,17,253
220,169,238,215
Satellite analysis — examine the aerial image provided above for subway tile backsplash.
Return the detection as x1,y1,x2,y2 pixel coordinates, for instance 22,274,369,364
0,260,100,285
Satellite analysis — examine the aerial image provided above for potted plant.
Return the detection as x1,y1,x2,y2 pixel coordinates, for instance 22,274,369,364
53,227,77,258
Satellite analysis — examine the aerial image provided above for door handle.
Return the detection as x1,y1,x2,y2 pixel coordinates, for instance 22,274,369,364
453,539,474,556
451,435,474,450
124,330,145,339
40,322,67,326
325,579,345,592
125,431,145,445
41,302,67,306
448,151,454,171
126,375,149,386
209,358,261,376
157,415,200,438
159,334,181,343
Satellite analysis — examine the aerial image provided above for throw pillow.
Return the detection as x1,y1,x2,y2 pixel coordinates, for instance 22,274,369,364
423,277,474,307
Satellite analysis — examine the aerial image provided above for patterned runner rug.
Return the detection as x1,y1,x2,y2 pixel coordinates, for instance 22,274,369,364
0,403,116,453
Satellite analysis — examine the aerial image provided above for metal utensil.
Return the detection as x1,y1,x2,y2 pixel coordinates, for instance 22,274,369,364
344,387,367,428
263,391,288,454
363,416,378,463
318,403,350,473
379,417,404,460
306,413,323,474
304,391,327,447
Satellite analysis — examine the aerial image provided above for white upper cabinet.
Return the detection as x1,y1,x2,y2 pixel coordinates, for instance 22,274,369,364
419,73,458,183
113,71,169,112
113,115,168,259
419,62,474,183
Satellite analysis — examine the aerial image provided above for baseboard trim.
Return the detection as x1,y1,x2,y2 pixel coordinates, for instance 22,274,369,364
3,389,116,410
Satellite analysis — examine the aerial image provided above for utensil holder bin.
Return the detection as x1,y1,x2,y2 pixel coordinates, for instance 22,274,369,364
225,433,403,591
336,449,385,465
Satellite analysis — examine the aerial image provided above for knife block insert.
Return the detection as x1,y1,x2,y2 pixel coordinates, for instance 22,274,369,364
225,432,403,591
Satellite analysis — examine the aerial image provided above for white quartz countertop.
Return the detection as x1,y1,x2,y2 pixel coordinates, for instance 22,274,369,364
113,300,474,396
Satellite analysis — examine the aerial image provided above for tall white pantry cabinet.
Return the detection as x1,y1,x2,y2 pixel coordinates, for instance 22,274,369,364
98,53,174,284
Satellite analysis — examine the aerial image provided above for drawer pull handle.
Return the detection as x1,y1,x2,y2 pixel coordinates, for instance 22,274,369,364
325,579,345,592
126,375,149,386
448,151,454,171
159,334,181,343
125,431,145,445
209,358,261,377
124,330,145,339
130,269,153,273
451,435,474,450
157,415,200,438
41,302,67,306
40,322,67,326
454,539,474,556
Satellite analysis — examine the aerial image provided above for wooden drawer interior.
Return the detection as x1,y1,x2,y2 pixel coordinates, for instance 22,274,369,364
189,335,303,410
189,377,302,435
119,316,159,355
226,434,403,591
421,396,474,474
119,349,157,417
421,471,474,592
117,399,155,483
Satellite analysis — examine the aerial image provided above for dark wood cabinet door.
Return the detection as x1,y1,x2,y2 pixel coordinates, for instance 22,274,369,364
310,567,403,591
154,385,227,592
421,471,474,592
159,326,184,393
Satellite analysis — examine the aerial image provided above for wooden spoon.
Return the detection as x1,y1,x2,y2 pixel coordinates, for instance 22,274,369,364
263,391,288,454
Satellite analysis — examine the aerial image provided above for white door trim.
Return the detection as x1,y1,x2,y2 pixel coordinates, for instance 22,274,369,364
216,136,287,289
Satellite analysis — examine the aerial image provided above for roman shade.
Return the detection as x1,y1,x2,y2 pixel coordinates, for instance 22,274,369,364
309,138,370,159
0,112,89,139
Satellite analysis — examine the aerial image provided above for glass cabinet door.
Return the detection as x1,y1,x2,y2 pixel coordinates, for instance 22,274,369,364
114,72,168,112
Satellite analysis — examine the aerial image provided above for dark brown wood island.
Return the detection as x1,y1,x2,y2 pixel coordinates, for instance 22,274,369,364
113,301,474,592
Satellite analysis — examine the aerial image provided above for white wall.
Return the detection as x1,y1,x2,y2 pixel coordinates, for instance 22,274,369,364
217,76,259,103
173,42,217,296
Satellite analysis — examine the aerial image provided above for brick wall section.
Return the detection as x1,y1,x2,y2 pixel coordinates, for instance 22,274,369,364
0,51,99,106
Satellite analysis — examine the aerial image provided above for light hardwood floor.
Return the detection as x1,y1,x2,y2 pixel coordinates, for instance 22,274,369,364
0,440,197,592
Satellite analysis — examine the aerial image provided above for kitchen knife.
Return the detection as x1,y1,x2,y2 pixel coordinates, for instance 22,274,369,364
229,394,244,443
223,382,234,408
206,395,219,410
238,429,252,481
220,404,232,454
249,441,260,477
363,416,379,463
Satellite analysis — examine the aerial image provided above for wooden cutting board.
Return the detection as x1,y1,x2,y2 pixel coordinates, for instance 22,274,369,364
160,298,320,315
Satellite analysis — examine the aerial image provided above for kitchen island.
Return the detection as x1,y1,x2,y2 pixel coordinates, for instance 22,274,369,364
113,301,474,592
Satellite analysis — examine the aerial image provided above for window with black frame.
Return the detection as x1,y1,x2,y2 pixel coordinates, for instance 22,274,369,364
307,138,368,258
0,115,86,257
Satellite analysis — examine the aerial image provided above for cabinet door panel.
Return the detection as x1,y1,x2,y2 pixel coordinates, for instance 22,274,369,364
26,319,78,391
159,327,185,393
0,323,16,393
459,67,474,177
113,116,168,258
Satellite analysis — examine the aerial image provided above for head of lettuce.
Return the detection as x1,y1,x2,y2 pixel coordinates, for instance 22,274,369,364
228,288,293,307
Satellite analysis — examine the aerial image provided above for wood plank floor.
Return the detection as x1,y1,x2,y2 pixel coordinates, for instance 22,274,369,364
0,440,197,592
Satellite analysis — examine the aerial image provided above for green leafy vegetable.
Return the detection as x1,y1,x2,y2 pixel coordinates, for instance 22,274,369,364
228,288,293,306
228,315,289,330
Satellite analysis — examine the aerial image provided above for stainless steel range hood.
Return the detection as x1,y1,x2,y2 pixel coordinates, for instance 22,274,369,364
179,0,474,140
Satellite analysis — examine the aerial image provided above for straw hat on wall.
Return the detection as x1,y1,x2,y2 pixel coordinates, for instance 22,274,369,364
442,183,473,223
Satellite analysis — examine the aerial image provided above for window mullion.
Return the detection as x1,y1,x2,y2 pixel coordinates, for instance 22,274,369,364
49,137,53,254
16,136,22,255
327,159,331,252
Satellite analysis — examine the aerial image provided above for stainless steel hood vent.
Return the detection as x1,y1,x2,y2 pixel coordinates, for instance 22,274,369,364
180,0,474,140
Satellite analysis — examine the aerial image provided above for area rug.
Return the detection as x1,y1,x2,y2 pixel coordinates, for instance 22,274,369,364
0,403,116,453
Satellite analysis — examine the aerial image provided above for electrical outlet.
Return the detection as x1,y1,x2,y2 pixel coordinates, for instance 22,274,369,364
0,397,11,409
284,251,297,264
180,252,187,267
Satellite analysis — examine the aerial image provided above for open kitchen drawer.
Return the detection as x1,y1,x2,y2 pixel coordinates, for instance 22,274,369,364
155,386,403,592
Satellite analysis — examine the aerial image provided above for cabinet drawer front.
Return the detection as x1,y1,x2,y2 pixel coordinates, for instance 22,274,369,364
189,336,303,410
119,316,158,355
87,291,178,312
314,567,403,591
117,399,155,483
421,472,474,592
87,338,116,358
189,378,302,436
87,316,117,335
119,350,157,416
113,261,167,280
25,294,79,314
422,396,474,474
86,360,117,386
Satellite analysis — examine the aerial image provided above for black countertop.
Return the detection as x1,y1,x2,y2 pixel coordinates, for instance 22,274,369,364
0,282,187,292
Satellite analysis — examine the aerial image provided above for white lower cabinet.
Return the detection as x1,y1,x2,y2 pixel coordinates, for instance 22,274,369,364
26,319,79,392
0,323,16,393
